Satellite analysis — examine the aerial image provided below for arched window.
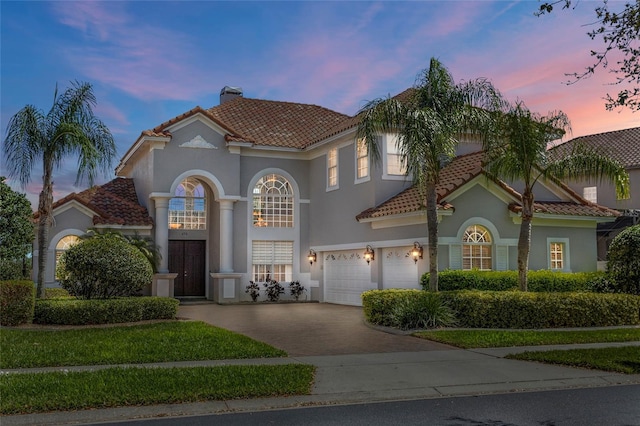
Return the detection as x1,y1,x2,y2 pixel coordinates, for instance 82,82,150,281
55,235,80,279
169,177,206,230
462,225,492,270
252,174,293,228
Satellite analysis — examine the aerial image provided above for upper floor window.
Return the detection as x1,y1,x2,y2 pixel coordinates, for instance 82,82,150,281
55,235,80,279
583,186,597,203
356,138,369,181
169,177,206,230
462,225,492,270
386,135,405,176
327,148,338,189
253,174,294,228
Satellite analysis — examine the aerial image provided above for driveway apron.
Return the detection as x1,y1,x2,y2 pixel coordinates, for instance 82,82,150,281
178,303,456,356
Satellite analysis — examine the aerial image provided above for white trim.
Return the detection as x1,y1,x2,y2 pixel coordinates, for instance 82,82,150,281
354,137,370,184
169,170,228,200
53,199,97,219
326,147,339,191
311,237,428,253
164,112,229,135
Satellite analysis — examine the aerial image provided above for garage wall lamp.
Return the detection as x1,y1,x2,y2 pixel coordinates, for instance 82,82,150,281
411,242,423,264
308,249,317,265
364,245,375,265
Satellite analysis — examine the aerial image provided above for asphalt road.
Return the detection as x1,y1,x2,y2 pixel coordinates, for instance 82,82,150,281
89,384,640,426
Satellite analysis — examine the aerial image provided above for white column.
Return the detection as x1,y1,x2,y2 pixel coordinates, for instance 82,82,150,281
153,197,171,273
219,199,235,273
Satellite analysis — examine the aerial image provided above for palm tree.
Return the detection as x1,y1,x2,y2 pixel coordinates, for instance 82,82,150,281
483,101,630,291
3,81,116,298
356,58,503,291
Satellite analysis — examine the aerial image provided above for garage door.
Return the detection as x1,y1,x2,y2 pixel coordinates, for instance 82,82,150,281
324,250,375,306
382,247,421,290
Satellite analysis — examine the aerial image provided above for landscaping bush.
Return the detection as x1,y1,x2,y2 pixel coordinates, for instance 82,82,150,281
0,280,35,326
33,297,179,325
44,288,71,299
606,224,640,295
425,270,599,292
362,289,456,329
58,234,153,299
440,290,640,328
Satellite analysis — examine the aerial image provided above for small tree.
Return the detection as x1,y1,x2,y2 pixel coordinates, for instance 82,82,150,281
0,177,34,279
606,224,640,295
58,234,152,299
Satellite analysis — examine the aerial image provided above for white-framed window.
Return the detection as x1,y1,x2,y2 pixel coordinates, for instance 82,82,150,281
55,235,80,279
385,135,406,177
583,186,597,203
462,225,492,270
547,238,570,271
355,138,369,182
327,147,338,190
252,240,293,283
252,174,294,228
169,177,206,230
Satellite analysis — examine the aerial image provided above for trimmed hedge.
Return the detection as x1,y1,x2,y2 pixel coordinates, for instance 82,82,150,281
0,280,35,326
33,297,180,325
362,289,640,329
424,270,602,292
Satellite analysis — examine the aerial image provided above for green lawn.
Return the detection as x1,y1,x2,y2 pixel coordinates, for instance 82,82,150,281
414,328,640,349
0,321,286,368
0,320,315,415
0,364,315,415
507,346,640,374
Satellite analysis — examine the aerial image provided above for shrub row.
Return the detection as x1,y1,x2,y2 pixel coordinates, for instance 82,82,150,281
0,280,35,326
33,297,180,325
423,270,603,292
362,289,640,329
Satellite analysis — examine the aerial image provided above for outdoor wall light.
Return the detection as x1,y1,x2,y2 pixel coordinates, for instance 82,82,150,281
411,242,423,264
308,249,317,265
364,245,375,264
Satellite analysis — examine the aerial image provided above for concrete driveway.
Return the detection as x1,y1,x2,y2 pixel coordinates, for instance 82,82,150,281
178,302,456,356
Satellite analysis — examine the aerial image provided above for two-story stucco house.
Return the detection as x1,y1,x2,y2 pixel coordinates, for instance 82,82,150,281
35,87,620,306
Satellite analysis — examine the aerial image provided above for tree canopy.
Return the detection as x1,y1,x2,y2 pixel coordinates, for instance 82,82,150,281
537,0,640,111
0,177,34,280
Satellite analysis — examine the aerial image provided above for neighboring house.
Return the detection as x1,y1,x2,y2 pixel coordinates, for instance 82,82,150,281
550,127,640,264
35,87,620,306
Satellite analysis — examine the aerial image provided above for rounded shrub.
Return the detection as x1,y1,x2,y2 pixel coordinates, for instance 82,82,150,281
606,224,640,295
58,234,153,299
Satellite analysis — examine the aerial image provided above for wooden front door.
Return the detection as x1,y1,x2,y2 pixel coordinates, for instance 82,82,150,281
169,240,205,297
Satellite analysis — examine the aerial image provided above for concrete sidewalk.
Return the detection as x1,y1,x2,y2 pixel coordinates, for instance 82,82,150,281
4,342,640,426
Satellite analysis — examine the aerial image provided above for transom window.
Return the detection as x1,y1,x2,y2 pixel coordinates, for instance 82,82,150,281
356,138,369,180
550,242,564,270
55,235,80,279
253,174,294,228
169,177,206,230
252,240,293,282
327,148,338,188
462,225,492,270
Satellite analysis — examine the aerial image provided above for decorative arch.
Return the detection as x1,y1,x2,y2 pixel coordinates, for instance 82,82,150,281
170,169,226,200
462,224,492,270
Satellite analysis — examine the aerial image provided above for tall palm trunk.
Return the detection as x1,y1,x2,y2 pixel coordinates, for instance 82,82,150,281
425,180,439,291
517,189,534,291
36,161,54,299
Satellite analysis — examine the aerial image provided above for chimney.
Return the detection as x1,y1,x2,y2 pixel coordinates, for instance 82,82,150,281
220,86,243,104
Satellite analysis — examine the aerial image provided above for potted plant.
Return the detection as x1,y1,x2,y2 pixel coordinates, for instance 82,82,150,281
245,281,260,302
289,280,306,301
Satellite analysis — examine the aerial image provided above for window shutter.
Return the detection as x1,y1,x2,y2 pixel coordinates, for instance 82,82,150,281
449,244,462,270
496,245,508,271
273,241,293,264
252,241,272,263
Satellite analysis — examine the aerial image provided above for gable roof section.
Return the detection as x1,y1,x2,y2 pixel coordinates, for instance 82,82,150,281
356,151,619,221
45,178,153,227
550,126,640,169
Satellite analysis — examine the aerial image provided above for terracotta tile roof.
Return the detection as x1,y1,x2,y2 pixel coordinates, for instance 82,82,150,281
550,126,640,169
356,151,619,221
46,178,153,227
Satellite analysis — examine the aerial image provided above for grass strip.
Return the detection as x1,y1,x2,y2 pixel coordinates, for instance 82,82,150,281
0,364,315,415
0,321,286,369
507,346,640,374
414,328,640,349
